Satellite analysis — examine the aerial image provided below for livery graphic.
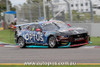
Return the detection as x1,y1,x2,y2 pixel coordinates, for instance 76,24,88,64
15,20,90,48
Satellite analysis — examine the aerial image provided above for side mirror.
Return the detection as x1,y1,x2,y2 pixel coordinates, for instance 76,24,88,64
36,28,42,32
67,24,71,27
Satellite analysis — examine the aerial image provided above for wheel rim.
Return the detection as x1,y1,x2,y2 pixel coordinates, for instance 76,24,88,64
18,38,24,47
49,37,56,48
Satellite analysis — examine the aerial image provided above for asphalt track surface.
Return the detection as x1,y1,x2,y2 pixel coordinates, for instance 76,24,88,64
0,46,100,63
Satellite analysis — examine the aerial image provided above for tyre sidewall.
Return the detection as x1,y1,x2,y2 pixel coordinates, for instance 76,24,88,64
18,37,26,48
48,36,57,48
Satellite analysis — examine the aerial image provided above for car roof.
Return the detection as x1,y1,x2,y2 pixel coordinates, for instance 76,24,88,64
15,22,38,27
38,20,58,24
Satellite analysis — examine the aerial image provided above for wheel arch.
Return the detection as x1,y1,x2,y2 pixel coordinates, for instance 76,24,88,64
47,35,56,43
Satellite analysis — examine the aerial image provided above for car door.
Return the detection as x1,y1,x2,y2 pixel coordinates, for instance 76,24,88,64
34,24,45,44
24,24,36,43
28,24,36,43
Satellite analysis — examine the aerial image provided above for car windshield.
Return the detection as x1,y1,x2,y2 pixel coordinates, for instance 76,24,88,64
54,21,71,29
41,23,59,31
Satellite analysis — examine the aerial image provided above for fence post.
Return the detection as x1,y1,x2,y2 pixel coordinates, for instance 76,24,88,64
64,0,73,23
43,0,46,20
89,0,94,23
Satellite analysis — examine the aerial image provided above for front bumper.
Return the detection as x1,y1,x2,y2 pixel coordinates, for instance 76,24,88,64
59,41,91,48
57,34,90,47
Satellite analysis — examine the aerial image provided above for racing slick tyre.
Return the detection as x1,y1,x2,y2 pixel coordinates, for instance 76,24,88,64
18,37,26,48
48,36,57,48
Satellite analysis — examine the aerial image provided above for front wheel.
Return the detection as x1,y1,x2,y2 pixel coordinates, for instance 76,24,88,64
18,37,26,48
48,36,57,48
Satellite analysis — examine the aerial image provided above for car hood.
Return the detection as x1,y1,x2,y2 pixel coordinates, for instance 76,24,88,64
58,27,87,36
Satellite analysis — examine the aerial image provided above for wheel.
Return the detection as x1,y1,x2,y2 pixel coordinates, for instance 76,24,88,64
48,36,57,48
18,37,26,48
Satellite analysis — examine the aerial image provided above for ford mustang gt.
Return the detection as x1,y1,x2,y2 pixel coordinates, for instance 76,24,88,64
15,20,90,48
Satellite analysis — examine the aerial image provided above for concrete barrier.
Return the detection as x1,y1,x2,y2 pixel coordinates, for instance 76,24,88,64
70,23,100,37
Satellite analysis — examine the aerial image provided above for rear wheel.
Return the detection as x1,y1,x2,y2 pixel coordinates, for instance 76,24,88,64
18,37,26,48
48,36,57,48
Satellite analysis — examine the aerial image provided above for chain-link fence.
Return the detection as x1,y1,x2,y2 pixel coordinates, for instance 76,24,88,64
15,2,44,24
51,0,93,23
15,0,100,24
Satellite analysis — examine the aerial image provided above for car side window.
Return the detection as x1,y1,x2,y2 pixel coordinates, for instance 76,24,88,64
30,24,37,31
30,24,36,31
26,24,36,31
34,24,42,31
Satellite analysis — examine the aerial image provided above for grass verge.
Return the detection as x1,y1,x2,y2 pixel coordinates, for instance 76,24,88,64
90,37,100,46
0,29,15,44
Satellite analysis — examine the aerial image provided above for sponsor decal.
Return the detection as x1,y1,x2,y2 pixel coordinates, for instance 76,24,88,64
75,38,84,41
24,32,44,42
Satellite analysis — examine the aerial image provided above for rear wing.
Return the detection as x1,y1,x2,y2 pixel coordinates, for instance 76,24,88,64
15,23,35,27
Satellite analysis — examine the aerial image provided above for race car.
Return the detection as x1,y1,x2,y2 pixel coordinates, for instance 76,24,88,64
15,20,90,48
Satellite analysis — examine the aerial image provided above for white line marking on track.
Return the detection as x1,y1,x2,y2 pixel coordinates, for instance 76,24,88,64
79,46,96,48
4,45,19,48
